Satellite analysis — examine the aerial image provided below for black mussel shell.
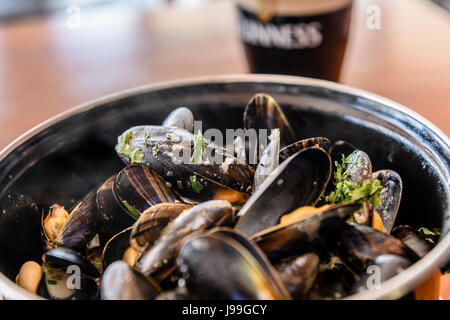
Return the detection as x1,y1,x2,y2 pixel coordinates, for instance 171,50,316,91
115,126,255,202
391,225,433,258
243,93,297,148
55,190,100,253
279,137,331,163
334,222,419,274
102,227,133,269
135,200,233,281
235,147,331,236
113,164,182,217
96,175,135,243
177,231,291,300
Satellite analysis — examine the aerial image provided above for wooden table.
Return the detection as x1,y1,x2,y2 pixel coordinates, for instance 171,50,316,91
0,0,449,299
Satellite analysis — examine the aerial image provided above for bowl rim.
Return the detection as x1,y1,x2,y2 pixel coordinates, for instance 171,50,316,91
0,74,449,300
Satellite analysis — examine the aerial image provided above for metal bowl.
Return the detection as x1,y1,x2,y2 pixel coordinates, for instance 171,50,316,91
0,75,448,300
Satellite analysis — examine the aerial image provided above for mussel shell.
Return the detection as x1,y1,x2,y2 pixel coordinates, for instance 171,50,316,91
43,247,100,278
373,170,403,233
96,175,135,243
324,140,357,195
130,202,194,251
162,107,194,133
177,231,291,300
243,93,297,148
279,137,331,163
54,190,100,253
100,261,160,300
135,200,233,281
250,203,361,262
391,225,433,258
343,150,372,183
101,227,133,269
276,253,319,300
155,286,196,300
116,126,255,201
334,222,419,274
113,164,182,217
235,147,332,236
309,267,356,300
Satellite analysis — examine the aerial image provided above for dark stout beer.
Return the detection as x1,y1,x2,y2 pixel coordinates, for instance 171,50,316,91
237,0,353,81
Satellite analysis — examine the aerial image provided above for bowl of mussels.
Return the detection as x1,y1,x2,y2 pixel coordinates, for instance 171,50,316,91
0,75,449,300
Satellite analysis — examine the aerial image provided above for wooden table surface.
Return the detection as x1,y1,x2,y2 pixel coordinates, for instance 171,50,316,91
0,0,449,299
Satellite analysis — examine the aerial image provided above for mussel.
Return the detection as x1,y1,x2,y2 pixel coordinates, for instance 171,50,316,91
135,200,234,281
177,228,291,299
162,107,194,133
235,147,332,236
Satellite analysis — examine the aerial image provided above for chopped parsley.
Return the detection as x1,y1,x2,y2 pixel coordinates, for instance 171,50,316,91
116,130,144,164
191,130,206,163
417,227,441,244
190,175,204,193
47,280,58,285
177,180,183,190
122,200,141,219
152,143,159,158
53,240,64,247
166,133,180,142
322,152,382,208
94,258,103,266
144,133,150,147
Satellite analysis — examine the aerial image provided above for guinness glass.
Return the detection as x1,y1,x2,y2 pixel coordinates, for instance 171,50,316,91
236,0,353,81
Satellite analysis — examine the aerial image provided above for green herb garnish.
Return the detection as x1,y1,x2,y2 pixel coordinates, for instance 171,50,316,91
417,227,441,244
152,143,159,158
177,180,183,190
116,130,144,163
166,133,180,142
144,133,150,147
191,130,206,163
94,258,103,266
122,200,141,219
322,152,383,208
190,175,204,193
47,280,58,285
232,202,246,210
53,240,64,247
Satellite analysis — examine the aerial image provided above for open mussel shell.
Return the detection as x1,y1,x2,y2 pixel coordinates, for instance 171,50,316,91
243,93,297,148
162,107,194,133
253,129,280,191
279,137,331,163
373,169,403,233
115,125,255,202
100,261,161,300
334,222,419,274
101,227,133,269
43,247,100,278
96,175,135,243
130,202,193,251
391,225,433,258
55,190,100,253
235,147,332,236
177,229,291,300
250,203,360,262
135,200,233,281
113,164,182,218
309,266,356,300
275,253,319,300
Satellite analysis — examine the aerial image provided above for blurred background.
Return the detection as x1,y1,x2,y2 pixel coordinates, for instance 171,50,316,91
0,0,449,299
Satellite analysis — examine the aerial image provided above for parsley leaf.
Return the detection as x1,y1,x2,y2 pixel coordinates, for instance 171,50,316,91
191,130,206,163
190,175,204,193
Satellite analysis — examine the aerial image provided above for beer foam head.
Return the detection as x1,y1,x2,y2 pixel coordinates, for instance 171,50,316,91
237,0,352,19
